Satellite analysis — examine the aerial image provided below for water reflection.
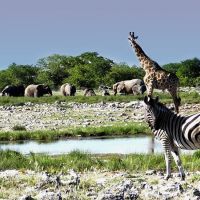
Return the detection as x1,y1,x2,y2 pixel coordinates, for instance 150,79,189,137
0,136,163,155
148,137,155,154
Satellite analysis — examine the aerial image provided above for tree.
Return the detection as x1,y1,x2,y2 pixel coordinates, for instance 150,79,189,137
178,58,200,78
65,64,97,88
177,58,200,86
103,64,144,86
0,70,12,90
163,58,200,86
36,54,74,88
163,63,181,74
65,52,114,88
78,52,114,76
0,63,38,90
0,52,199,90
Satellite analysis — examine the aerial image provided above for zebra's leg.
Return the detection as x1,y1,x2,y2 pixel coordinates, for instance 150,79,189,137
160,138,172,180
171,146,185,180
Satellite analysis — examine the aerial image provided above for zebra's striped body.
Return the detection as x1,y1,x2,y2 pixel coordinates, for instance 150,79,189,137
144,96,200,180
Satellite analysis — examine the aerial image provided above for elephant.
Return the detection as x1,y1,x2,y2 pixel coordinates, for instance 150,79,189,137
98,85,110,96
60,83,76,96
113,79,146,95
25,84,52,97
83,88,96,96
101,89,110,96
98,85,111,91
1,85,25,97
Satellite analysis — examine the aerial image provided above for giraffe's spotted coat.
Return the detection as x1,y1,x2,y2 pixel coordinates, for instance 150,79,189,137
129,32,181,113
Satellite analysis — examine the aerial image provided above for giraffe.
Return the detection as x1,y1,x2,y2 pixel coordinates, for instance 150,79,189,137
128,32,181,113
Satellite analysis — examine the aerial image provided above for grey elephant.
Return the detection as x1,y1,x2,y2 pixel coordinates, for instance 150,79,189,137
1,85,25,97
101,89,110,96
113,79,146,95
83,88,96,96
25,84,52,97
98,85,110,96
60,83,76,96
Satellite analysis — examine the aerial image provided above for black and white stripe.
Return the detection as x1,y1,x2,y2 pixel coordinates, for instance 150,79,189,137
143,96,200,180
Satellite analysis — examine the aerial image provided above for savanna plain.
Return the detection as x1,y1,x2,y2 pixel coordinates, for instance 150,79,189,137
1,89,200,199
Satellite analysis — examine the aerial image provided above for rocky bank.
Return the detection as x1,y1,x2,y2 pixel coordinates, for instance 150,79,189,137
0,92,200,199
1,169,200,199
0,101,199,132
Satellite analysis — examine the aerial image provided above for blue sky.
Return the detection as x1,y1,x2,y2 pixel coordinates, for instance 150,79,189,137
0,0,200,69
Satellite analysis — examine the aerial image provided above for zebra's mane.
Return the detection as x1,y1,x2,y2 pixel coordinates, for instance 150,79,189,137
156,101,184,121
155,101,174,114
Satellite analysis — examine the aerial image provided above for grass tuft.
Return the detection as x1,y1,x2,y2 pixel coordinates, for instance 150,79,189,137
0,122,151,141
1,150,200,173
0,91,199,106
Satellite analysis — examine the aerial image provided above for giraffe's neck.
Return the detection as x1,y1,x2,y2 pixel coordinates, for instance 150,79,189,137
131,41,154,72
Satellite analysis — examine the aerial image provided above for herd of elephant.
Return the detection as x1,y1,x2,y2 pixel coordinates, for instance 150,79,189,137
0,79,146,97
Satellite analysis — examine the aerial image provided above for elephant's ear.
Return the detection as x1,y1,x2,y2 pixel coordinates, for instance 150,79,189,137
113,83,117,90
121,83,125,90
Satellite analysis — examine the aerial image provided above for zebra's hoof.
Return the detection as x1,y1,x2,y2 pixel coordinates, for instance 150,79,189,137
177,173,185,181
180,174,185,181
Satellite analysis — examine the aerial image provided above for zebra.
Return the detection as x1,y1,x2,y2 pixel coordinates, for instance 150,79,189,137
143,96,200,180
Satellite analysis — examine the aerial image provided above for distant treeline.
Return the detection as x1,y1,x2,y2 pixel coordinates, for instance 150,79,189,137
0,52,199,90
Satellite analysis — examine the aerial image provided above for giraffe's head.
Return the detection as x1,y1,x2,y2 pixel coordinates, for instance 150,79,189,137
128,32,138,45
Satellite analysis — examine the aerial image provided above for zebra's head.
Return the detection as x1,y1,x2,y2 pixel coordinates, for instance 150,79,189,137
143,96,165,130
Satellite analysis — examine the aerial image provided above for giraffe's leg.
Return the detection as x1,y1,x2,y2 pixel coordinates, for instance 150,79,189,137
146,81,154,97
160,138,172,180
168,88,181,113
171,146,185,180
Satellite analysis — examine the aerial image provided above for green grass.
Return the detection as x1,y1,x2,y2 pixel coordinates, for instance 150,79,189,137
0,122,151,141
1,150,200,173
0,91,199,105
0,94,141,106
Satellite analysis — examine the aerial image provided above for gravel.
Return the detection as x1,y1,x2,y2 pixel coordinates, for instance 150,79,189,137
1,169,200,199
0,101,199,132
